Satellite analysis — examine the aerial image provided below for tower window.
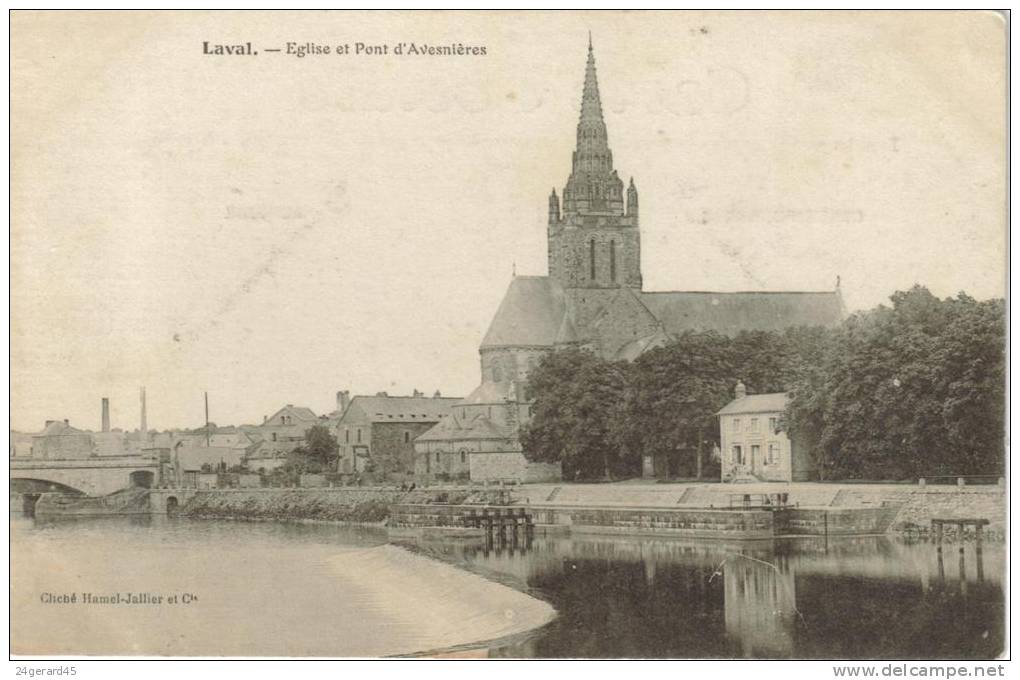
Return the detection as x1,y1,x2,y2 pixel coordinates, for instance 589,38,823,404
610,240,617,282
590,239,596,280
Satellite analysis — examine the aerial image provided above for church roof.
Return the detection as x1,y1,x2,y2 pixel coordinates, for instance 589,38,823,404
415,411,510,442
480,276,566,348
460,381,512,405
641,290,843,336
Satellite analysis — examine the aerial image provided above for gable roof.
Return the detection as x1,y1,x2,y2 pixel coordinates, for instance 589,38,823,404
641,290,843,337
415,411,511,442
481,276,566,348
717,392,789,415
266,405,318,423
339,395,460,425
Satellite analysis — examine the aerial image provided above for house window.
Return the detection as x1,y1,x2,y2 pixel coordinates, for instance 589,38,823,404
404,431,410,443
732,418,741,432
356,428,362,443
768,442,780,464
732,445,743,465
460,450,467,463
272,433,277,442
750,418,759,432
345,429,350,443
751,444,761,465
435,451,440,463
769,417,778,433
610,239,616,282
589,238,596,280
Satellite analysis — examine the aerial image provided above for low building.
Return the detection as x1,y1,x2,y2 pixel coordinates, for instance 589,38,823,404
30,420,93,459
332,392,460,479
717,382,813,482
413,381,561,484
171,444,246,487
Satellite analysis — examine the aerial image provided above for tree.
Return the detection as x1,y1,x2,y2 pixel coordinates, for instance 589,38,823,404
786,286,1005,480
521,349,631,480
618,332,735,479
304,424,340,469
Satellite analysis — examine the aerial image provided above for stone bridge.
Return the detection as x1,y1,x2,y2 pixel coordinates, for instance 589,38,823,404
10,456,160,497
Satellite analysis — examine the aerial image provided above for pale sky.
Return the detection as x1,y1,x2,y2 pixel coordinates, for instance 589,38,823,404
10,11,1006,432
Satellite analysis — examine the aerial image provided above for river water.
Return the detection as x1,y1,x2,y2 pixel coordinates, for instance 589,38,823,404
10,516,1004,659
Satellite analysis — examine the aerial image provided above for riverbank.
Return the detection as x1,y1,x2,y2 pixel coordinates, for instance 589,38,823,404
175,482,1005,540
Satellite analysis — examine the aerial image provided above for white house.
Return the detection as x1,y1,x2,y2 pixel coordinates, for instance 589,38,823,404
717,382,812,482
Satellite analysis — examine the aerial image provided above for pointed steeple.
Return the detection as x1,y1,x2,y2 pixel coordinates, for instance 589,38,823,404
562,35,624,216
579,34,605,135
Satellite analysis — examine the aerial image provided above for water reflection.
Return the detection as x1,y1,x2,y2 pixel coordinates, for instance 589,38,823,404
13,516,1004,659
406,533,1004,659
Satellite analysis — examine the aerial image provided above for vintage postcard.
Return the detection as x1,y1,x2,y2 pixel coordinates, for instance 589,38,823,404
9,10,1007,662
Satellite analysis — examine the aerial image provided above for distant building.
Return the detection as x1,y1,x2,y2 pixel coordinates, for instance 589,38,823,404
332,392,459,478
30,420,93,459
717,382,813,482
171,443,245,487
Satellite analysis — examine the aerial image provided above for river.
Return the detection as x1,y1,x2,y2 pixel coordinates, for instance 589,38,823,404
10,516,1004,658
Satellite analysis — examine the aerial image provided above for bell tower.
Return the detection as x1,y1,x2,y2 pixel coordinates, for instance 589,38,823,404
548,35,642,291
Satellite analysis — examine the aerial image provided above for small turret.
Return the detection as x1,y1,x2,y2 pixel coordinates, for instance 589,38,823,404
627,177,639,218
548,188,560,224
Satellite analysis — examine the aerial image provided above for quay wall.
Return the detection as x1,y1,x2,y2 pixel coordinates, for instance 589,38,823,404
181,487,508,523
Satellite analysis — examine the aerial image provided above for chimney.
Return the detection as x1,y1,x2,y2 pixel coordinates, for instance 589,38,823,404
412,388,422,398
336,390,350,414
433,390,442,398
101,398,110,432
263,415,268,424
63,419,69,426
376,391,388,397
735,381,747,400
139,387,147,435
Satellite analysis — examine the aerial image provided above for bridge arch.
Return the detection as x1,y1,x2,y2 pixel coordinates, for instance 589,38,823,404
10,478,85,496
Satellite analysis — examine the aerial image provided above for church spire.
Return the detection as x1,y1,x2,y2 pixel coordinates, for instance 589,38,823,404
562,36,623,216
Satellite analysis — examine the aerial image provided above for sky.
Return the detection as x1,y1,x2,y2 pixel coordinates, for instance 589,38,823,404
10,11,1006,432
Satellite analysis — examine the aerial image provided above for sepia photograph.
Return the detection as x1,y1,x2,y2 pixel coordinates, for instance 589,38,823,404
8,9,1008,664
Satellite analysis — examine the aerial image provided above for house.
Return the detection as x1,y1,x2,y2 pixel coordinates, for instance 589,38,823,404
717,382,813,482
258,404,319,456
331,392,460,479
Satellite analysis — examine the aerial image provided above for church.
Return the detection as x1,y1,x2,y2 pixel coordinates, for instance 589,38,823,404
414,39,844,484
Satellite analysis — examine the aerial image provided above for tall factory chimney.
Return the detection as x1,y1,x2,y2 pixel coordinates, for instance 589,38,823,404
204,391,210,447
139,387,148,440
101,398,110,432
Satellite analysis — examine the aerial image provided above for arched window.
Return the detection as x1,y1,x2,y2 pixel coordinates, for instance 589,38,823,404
404,431,410,443
460,450,467,463
589,239,597,280
610,239,617,282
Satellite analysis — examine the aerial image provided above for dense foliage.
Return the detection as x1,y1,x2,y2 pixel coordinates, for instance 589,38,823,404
521,287,1004,482
785,286,1005,480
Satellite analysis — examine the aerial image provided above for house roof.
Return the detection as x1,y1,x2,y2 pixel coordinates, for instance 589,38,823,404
37,421,87,437
717,392,789,416
641,290,843,336
480,276,566,348
266,405,319,423
341,395,461,424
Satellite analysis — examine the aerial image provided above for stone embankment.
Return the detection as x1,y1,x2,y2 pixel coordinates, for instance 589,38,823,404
182,487,507,523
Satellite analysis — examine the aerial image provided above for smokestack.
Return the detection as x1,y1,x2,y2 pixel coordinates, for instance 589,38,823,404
336,390,350,414
101,398,110,432
204,391,210,447
140,387,147,436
